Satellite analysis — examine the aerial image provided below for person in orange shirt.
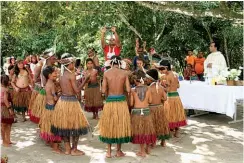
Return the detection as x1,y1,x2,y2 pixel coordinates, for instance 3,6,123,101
185,49,196,67
194,51,205,81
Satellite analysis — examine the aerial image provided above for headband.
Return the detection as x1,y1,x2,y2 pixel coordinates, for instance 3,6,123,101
60,57,76,76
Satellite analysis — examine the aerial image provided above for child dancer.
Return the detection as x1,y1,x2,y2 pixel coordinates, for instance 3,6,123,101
1,75,14,147
83,58,103,119
39,66,62,153
130,70,156,157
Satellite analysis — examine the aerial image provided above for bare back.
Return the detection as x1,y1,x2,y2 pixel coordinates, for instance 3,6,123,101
60,71,76,96
131,86,152,108
166,71,180,92
149,83,167,105
102,67,130,96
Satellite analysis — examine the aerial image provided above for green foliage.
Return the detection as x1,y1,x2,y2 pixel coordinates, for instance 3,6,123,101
1,1,243,69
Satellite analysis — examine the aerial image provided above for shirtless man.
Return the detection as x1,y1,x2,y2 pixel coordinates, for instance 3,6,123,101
83,58,103,119
11,60,33,121
130,70,156,157
145,69,170,147
157,60,187,137
98,56,131,158
51,53,90,156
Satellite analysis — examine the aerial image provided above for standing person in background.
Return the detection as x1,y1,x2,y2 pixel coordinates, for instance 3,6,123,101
101,26,121,61
204,40,227,78
87,48,100,70
194,51,205,81
30,55,39,75
10,57,16,66
185,49,196,67
183,64,193,80
3,57,10,75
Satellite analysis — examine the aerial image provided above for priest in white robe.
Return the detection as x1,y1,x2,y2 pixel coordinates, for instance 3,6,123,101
204,41,227,78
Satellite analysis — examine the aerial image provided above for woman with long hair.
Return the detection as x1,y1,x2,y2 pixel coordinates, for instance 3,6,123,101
11,60,33,121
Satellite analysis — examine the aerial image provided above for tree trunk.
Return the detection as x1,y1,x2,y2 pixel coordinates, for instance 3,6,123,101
223,35,230,67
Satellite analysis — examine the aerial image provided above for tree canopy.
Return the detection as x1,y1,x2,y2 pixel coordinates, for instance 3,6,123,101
1,1,243,69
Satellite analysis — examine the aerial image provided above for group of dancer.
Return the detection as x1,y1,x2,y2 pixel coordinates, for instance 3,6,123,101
1,47,187,158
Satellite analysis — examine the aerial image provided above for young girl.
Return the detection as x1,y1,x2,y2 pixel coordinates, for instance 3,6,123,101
83,58,103,119
157,60,187,137
11,60,33,122
130,70,156,157
1,75,14,147
39,66,62,153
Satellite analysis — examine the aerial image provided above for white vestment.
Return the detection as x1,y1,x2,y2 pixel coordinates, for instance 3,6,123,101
204,51,227,78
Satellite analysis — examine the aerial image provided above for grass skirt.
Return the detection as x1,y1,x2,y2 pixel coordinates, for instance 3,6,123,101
131,108,157,144
30,89,46,124
1,105,14,124
84,83,103,112
149,104,171,140
28,84,41,113
39,104,62,142
167,92,187,129
51,95,89,137
98,95,132,144
12,87,31,112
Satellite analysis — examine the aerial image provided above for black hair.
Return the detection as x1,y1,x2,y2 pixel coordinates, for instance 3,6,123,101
187,64,192,68
133,69,146,82
8,65,14,73
75,59,81,68
42,66,55,80
211,39,220,50
1,75,9,87
137,57,145,63
86,58,94,65
159,59,171,71
14,60,28,76
31,55,38,64
110,56,122,66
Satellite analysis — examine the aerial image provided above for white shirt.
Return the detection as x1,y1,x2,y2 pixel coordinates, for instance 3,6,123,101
204,51,227,78
3,63,10,75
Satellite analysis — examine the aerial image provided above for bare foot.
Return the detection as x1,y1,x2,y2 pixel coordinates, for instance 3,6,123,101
64,150,71,155
8,141,15,145
2,143,11,147
136,152,146,157
106,152,112,158
71,149,85,156
150,143,156,148
53,148,63,154
161,140,166,147
145,147,151,154
116,150,126,157
174,131,180,138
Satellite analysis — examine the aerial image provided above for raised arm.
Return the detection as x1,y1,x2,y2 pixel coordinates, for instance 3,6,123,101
93,56,100,67
111,27,121,47
135,38,139,56
33,65,42,83
101,27,107,49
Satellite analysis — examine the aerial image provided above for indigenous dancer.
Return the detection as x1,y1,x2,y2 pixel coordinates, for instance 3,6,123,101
145,69,170,147
30,49,56,123
98,56,131,158
130,70,156,157
51,53,90,156
83,58,103,119
1,75,14,147
11,60,33,122
39,66,62,153
156,60,187,137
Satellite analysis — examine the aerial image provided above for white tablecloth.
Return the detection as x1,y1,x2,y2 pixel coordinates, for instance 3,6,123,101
178,81,244,118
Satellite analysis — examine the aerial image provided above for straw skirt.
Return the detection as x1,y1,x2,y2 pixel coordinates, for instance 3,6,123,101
28,84,41,114
51,95,89,137
131,108,157,144
1,105,14,124
39,104,62,142
98,95,132,144
149,104,171,140
167,92,187,129
12,87,31,112
30,89,46,124
84,83,103,112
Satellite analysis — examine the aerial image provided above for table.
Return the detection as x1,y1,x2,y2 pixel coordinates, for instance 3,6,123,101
178,81,244,121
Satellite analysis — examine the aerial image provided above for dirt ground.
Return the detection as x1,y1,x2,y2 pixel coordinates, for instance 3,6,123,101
1,109,243,163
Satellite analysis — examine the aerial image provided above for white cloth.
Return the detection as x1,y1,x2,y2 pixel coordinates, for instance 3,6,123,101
3,63,10,75
178,81,244,118
30,63,36,74
204,51,227,78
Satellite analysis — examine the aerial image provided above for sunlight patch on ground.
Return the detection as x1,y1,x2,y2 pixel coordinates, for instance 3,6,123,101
193,144,215,156
15,140,35,150
212,126,243,140
190,136,212,145
203,132,224,140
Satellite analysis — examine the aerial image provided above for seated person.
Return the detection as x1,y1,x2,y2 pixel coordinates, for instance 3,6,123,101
183,64,193,80
190,71,199,81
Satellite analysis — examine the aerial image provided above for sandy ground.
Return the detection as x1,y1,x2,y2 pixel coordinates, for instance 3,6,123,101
1,108,243,163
